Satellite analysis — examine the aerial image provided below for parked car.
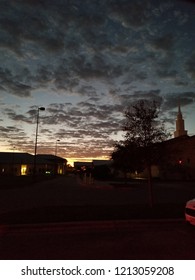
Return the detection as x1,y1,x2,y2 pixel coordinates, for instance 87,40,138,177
185,198,195,226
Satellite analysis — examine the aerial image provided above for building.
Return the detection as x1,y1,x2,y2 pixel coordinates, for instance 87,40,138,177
129,104,195,180
36,154,67,175
74,160,112,169
157,104,195,180
74,159,113,181
158,135,195,180
0,152,67,176
0,152,34,176
74,161,92,170
92,160,112,166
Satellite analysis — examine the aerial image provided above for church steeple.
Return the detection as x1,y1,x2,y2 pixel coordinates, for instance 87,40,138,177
174,103,187,138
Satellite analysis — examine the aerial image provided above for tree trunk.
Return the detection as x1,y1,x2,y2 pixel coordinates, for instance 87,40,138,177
147,165,154,207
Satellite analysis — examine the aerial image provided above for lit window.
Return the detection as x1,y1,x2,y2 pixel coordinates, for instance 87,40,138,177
21,165,27,175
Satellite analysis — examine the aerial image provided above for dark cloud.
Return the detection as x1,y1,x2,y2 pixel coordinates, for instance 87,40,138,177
151,34,175,52
117,89,163,108
0,125,28,147
185,53,195,78
110,0,151,28
163,92,195,111
0,0,195,160
35,66,54,84
174,79,189,86
29,100,124,148
54,62,80,91
0,68,32,97
77,85,98,97
48,131,115,159
3,108,33,123
69,53,124,80
157,69,178,79
0,0,193,97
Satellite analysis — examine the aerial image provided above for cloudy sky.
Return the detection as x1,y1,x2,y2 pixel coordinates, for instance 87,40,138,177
0,0,195,165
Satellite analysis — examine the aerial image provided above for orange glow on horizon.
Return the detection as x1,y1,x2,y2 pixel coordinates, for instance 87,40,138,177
66,156,110,167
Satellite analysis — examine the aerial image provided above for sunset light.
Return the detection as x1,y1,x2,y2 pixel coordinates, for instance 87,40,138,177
0,0,194,164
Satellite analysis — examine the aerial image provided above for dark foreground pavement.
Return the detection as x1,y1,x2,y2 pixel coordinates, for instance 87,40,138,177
0,219,195,260
0,203,186,225
0,176,195,260
0,175,194,224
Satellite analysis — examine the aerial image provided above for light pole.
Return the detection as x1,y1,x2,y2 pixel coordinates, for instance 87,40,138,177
12,146,15,176
33,106,45,177
55,139,60,156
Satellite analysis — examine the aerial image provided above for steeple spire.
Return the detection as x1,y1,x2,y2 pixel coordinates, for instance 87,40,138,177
178,102,181,114
174,103,187,138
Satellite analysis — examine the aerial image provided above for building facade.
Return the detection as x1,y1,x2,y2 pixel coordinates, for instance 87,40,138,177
130,105,195,180
0,152,67,176
158,135,195,180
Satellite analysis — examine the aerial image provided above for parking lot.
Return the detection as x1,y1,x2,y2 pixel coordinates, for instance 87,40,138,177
0,175,194,224
0,175,195,259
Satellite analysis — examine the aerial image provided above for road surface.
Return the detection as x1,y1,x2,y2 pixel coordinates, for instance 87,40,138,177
0,219,195,260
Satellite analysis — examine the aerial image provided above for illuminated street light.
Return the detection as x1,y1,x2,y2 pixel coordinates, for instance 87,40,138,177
33,106,45,177
55,139,60,156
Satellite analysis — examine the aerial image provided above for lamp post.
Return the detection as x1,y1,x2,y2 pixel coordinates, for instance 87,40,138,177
12,146,15,176
55,139,60,156
33,106,45,177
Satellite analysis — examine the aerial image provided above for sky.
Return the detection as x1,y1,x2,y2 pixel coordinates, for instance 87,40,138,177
0,0,195,166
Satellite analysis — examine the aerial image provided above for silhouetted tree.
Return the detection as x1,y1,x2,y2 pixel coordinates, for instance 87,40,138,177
113,99,168,207
93,165,111,180
111,140,143,182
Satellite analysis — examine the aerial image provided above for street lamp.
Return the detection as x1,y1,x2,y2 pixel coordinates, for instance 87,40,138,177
55,139,60,156
33,106,45,177
12,146,15,175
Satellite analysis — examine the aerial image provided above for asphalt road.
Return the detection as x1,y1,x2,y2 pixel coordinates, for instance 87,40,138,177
0,175,194,224
0,175,195,260
0,175,194,213
0,219,195,260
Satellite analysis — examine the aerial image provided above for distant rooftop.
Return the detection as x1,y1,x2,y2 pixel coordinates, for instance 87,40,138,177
0,152,67,164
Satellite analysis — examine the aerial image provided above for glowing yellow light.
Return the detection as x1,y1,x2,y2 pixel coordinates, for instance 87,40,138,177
21,165,27,175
